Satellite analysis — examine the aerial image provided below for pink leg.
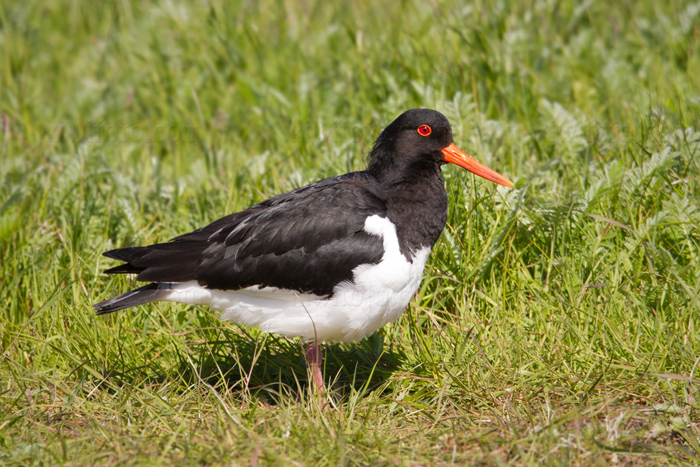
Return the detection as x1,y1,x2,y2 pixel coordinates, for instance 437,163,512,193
306,342,324,393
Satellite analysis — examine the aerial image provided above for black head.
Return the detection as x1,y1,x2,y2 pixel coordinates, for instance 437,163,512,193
367,108,514,187
367,109,453,182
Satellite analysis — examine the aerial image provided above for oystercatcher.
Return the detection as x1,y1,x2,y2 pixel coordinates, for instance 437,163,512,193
94,108,513,392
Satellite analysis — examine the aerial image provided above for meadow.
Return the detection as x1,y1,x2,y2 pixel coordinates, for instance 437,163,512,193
1,0,700,464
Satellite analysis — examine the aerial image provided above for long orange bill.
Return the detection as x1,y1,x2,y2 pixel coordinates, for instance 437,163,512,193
441,143,514,187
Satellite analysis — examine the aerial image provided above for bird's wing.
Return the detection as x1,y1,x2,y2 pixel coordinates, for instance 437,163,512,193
103,173,387,296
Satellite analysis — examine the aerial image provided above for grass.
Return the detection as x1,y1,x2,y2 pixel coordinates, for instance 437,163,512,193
1,0,700,464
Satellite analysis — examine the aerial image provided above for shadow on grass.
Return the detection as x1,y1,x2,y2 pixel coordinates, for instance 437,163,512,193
174,328,404,404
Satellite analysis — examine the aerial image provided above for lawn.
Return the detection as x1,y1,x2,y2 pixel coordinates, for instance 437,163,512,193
1,0,700,464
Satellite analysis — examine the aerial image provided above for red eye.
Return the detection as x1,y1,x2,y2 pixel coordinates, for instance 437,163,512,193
417,125,432,136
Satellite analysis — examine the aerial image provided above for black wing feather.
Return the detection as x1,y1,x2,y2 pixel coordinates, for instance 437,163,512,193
102,172,387,296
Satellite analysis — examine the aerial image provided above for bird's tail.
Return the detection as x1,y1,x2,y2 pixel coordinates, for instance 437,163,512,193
93,283,170,315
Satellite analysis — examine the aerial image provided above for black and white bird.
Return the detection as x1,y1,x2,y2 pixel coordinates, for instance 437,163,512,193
94,109,513,391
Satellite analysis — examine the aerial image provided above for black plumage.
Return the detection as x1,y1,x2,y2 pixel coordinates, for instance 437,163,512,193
94,283,169,315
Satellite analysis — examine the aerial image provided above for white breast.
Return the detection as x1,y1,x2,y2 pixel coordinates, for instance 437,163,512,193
162,215,431,342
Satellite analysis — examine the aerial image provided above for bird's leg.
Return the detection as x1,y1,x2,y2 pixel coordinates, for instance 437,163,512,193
305,341,324,394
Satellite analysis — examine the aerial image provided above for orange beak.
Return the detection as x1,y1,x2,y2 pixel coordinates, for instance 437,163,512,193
441,143,514,187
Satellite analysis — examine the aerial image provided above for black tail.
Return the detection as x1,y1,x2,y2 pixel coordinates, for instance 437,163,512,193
93,283,170,315
100,244,205,282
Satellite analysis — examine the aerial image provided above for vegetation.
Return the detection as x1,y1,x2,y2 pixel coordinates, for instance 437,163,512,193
1,0,699,464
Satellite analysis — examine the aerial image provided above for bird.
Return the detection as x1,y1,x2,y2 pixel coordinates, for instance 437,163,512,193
94,108,513,393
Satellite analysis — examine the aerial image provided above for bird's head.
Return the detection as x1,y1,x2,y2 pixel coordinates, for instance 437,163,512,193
368,108,514,187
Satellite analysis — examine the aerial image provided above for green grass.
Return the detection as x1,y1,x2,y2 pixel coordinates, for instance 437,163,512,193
2,0,700,464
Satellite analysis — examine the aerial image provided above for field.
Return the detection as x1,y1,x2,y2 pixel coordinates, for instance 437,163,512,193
1,0,700,465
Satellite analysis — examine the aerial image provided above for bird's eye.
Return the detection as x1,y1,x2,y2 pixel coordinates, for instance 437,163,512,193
417,125,432,136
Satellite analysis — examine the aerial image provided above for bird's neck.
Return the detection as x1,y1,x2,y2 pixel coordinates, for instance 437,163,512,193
367,144,439,185
371,161,449,259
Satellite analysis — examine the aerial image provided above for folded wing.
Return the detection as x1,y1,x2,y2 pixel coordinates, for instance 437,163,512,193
103,173,387,296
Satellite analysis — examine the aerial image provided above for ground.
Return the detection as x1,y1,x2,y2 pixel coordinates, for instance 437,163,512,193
1,0,699,465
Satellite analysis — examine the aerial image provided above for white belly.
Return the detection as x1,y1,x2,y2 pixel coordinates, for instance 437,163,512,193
162,215,431,342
